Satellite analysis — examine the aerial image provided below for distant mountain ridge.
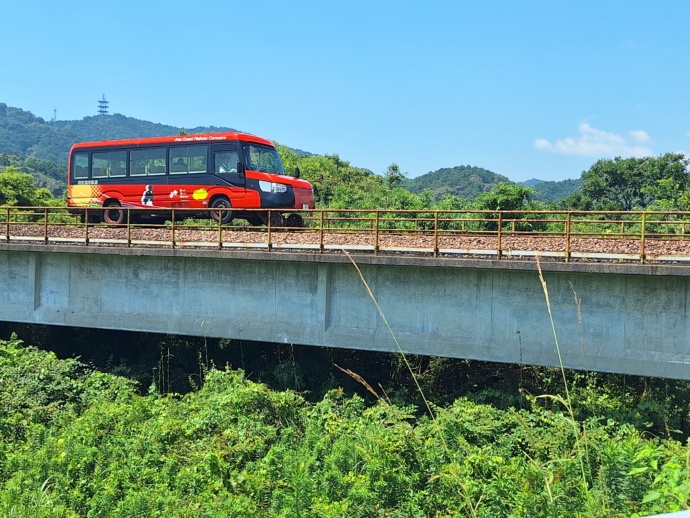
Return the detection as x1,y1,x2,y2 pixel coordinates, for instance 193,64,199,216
0,103,235,164
405,166,581,203
53,114,235,147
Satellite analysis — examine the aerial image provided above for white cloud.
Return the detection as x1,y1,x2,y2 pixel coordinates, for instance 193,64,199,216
629,130,650,143
534,123,652,158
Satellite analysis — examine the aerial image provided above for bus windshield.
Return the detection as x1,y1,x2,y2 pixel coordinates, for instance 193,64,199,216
242,143,285,175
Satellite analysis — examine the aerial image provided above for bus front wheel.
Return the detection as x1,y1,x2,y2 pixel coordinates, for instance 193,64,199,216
103,201,125,225
210,197,233,224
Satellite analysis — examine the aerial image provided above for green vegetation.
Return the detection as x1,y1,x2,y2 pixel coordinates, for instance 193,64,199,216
0,167,55,206
564,153,690,211
1,335,690,517
404,165,512,201
527,178,582,203
0,153,66,196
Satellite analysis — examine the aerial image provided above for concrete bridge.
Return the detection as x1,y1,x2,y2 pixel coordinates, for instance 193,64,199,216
2,243,690,380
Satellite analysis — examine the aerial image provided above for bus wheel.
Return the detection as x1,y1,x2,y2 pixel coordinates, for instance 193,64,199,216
103,201,125,225
210,197,233,224
268,212,284,228
286,213,304,227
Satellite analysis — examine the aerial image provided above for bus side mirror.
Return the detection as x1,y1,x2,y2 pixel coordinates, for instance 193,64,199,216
237,161,246,179
294,167,301,178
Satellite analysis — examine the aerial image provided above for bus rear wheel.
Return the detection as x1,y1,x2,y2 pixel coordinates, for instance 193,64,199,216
286,213,304,227
210,197,233,224
103,201,125,225
268,212,284,228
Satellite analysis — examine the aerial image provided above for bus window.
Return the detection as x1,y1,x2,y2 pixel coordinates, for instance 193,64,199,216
92,153,109,178
109,151,127,177
170,145,207,175
242,143,284,175
72,153,89,179
215,151,239,174
93,151,126,178
131,148,166,176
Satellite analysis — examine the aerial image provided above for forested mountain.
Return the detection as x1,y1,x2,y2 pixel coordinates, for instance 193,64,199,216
0,103,234,165
404,165,581,204
0,104,78,164
53,114,234,150
404,165,512,200
522,178,582,203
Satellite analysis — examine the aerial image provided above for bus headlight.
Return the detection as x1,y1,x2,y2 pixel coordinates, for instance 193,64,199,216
259,181,287,193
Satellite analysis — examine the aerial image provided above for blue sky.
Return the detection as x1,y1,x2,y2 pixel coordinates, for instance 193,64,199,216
2,1,689,182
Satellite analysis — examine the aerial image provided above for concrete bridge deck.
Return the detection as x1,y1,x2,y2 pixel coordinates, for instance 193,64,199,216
2,242,690,379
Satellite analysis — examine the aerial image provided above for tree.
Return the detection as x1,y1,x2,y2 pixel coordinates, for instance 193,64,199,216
384,163,406,190
0,167,53,205
472,182,534,211
578,153,690,211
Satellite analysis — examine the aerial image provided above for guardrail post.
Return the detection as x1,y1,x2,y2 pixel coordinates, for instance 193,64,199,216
217,211,222,249
319,210,324,253
84,209,90,246
127,210,132,247
43,207,48,244
565,212,571,262
267,210,272,251
374,211,380,254
171,210,176,249
497,212,503,259
4,207,8,242
640,212,646,264
434,211,439,257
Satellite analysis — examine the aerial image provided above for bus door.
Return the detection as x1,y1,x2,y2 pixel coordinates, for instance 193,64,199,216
212,143,245,203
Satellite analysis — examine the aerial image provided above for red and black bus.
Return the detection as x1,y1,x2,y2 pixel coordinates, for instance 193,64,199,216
67,131,313,226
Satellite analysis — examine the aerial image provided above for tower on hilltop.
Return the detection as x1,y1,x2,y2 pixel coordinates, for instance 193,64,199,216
98,94,109,115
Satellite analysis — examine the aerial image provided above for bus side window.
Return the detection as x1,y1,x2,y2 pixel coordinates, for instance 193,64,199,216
92,153,109,178
170,148,188,174
72,153,89,179
109,150,127,177
215,151,239,174
131,148,166,176
149,148,167,175
171,145,207,174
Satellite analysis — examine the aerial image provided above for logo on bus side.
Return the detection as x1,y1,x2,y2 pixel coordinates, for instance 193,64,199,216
173,136,227,142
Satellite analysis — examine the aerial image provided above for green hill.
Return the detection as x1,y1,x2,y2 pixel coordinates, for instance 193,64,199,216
404,165,513,200
404,166,581,204
0,103,234,165
523,178,581,203
0,104,78,164
54,114,235,149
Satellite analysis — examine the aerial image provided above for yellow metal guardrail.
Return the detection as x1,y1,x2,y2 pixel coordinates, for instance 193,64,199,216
2,206,690,263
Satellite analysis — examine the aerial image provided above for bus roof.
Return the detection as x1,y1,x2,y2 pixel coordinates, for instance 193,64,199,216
69,131,275,152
